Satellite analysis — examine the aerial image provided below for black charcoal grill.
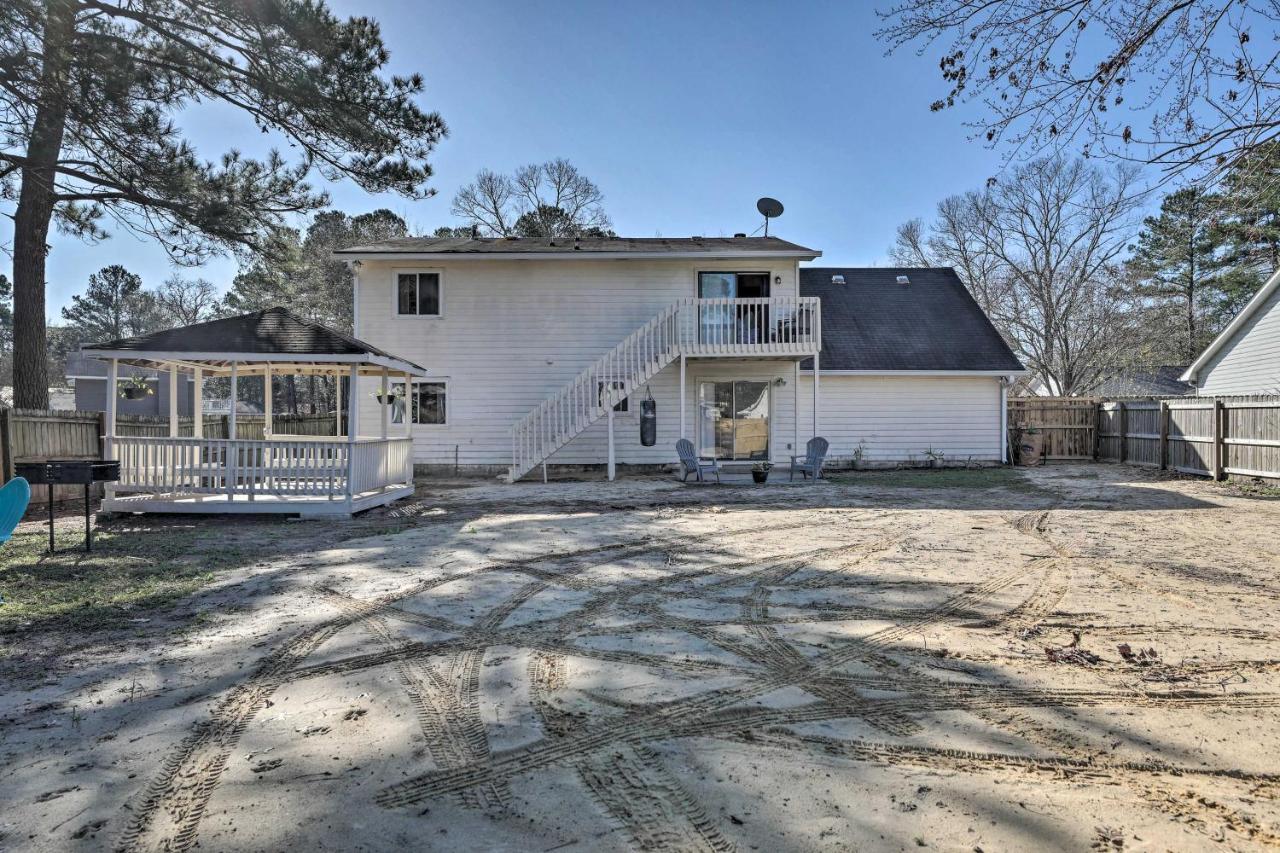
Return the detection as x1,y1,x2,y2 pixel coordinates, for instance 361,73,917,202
15,460,121,552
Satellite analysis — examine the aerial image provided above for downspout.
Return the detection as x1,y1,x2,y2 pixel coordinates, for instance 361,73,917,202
999,376,1010,464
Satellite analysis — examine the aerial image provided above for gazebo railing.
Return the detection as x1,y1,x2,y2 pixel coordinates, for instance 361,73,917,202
109,435,413,501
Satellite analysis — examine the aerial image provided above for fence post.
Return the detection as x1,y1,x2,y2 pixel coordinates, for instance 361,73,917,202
1118,402,1127,465
1093,402,1102,461
1212,398,1225,481
1158,400,1169,470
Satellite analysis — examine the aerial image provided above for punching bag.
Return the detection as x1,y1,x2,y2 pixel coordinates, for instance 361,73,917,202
640,387,657,447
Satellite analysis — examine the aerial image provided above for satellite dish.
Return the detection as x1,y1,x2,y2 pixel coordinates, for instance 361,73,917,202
756,197,784,235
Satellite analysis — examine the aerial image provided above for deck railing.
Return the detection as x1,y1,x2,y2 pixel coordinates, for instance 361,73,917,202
109,435,413,502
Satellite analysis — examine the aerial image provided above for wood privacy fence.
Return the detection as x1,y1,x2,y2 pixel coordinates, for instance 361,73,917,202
1010,396,1280,482
0,409,338,505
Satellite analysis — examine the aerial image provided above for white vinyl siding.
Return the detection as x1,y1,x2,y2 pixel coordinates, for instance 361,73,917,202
354,258,800,467
1196,286,1280,395
797,374,1004,463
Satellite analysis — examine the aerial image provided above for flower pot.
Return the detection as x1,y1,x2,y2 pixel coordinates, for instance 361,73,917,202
751,470,769,484
120,387,150,400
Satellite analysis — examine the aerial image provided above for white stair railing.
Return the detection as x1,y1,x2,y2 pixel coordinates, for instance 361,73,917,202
507,296,821,482
509,303,682,482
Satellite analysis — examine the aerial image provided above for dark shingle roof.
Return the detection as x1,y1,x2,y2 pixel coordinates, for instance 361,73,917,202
1088,366,1192,397
335,235,818,256
84,307,421,368
800,268,1024,372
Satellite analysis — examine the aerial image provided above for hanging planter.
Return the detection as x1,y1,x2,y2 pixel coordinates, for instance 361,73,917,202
119,376,154,400
373,389,403,405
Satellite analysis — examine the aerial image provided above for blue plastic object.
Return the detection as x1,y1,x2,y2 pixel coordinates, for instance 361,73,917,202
0,477,32,544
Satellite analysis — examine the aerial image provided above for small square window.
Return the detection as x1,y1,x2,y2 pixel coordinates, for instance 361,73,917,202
396,272,442,316
598,381,628,412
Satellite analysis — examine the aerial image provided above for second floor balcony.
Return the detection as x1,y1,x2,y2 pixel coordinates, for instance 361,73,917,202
678,296,821,357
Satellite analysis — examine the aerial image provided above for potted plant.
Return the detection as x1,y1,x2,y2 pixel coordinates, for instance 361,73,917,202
373,387,403,405
751,460,773,484
924,447,945,469
119,375,154,400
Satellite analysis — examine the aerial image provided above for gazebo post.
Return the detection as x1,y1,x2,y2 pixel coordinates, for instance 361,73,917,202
403,372,412,437
105,358,118,458
345,363,358,505
229,361,239,439
263,363,273,437
168,363,178,438
193,367,203,438
334,371,343,436
380,367,389,440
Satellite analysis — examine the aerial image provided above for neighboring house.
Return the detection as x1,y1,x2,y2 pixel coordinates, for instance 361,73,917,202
336,236,1025,480
1181,269,1280,395
0,386,75,409
66,351,196,417
1088,365,1193,398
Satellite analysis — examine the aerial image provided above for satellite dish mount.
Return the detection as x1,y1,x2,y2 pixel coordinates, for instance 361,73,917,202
756,197,784,237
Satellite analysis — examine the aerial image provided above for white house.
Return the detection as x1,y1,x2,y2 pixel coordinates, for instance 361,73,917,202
335,236,1026,481
1181,268,1280,395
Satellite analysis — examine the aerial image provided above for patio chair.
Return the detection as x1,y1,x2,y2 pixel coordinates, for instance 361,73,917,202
790,437,830,481
0,477,31,544
675,438,720,483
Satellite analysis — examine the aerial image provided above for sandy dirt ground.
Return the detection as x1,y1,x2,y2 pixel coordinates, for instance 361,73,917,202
2,465,1279,852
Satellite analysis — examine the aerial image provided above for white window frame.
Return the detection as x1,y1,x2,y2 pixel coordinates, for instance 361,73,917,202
392,268,445,319
393,378,449,427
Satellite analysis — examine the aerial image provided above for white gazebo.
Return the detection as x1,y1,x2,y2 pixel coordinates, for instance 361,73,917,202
82,308,427,516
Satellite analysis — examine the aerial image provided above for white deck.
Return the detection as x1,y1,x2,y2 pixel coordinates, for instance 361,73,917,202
104,435,414,516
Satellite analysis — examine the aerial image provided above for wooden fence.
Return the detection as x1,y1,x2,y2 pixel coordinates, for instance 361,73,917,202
1010,395,1280,483
1006,397,1099,460
0,409,338,505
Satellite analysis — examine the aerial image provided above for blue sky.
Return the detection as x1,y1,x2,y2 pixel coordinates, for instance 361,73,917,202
27,0,1010,320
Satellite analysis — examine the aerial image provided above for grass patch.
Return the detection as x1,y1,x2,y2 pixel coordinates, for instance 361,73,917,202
0,513,334,636
827,466,1050,493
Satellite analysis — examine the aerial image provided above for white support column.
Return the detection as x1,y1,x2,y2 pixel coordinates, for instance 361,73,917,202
193,368,203,438
228,362,238,439
105,358,118,458
679,354,687,440
167,365,178,437
263,363,273,437
607,404,616,481
334,372,343,436
380,366,389,440
793,360,800,455
812,352,820,439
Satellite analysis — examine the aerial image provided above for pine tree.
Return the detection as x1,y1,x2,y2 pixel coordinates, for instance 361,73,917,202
1124,188,1221,363
2,0,446,407
61,265,162,344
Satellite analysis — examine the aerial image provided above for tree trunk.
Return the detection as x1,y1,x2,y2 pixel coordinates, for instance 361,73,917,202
12,0,77,409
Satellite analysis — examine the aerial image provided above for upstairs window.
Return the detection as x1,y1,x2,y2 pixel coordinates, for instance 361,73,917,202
396,271,442,316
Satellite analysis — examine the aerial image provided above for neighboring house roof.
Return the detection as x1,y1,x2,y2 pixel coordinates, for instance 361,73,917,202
1088,365,1192,397
81,307,429,375
1182,267,1280,383
334,235,820,260
798,267,1025,373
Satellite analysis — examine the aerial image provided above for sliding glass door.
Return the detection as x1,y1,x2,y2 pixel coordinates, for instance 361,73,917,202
697,380,770,460
697,272,771,344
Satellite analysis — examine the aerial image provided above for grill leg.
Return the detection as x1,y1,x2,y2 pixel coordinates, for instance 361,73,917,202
48,485,55,553
85,482,92,552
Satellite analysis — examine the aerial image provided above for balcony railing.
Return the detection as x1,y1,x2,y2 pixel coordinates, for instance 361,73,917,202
681,296,820,356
